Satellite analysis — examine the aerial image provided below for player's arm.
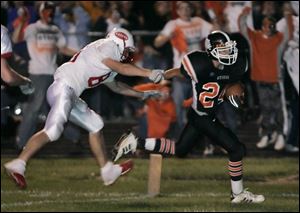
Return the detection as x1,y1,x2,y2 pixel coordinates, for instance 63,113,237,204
105,81,161,100
105,81,144,99
1,57,31,86
163,68,184,79
102,58,164,83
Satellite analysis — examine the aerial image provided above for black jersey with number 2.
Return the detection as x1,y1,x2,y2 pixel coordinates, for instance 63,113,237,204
180,50,247,116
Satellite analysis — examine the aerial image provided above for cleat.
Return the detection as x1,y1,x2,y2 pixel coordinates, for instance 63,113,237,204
120,159,134,175
4,159,27,189
231,188,265,204
112,132,138,162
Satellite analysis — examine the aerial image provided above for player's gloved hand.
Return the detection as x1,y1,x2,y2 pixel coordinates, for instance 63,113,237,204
142,90,162,100
149,69,164,83
19,80,35,95
228,94,244,108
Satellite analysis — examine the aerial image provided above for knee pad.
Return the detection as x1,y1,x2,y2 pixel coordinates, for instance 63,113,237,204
44,123,64,142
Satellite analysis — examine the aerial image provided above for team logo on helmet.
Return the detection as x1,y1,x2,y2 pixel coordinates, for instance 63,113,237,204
115,32,128,41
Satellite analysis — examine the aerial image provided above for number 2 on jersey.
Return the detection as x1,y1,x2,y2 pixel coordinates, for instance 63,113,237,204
199,82,220,108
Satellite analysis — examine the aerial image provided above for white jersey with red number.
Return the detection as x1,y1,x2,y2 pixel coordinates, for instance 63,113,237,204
54,38,120,96
1,25,13,58
160,17,213,68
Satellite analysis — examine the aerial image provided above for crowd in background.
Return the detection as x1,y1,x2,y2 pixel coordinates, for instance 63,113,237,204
1,1,298,154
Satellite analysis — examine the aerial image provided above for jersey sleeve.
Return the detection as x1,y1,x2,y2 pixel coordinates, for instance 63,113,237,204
180,52,200,83
1,26,13,58
180,62,191,80
97,40,120,70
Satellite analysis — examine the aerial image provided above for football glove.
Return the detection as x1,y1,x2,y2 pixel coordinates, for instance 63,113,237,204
149,69,164,83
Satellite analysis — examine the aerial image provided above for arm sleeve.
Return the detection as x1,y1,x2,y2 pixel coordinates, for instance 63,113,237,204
98,41,119,60
180,62,191,80
180,53,200,83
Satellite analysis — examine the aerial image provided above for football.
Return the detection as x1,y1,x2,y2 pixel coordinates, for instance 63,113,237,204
224,82,245,98
220,82,245,108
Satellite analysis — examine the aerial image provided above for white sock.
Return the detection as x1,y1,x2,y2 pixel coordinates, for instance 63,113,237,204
145,138,156,151
231,179,243,196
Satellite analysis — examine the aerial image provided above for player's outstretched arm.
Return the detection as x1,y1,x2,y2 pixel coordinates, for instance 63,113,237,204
163,68,183,79
105,81,162,100
102,58,164,83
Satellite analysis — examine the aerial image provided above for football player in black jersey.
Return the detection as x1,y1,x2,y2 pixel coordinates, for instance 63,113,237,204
112,31,265,203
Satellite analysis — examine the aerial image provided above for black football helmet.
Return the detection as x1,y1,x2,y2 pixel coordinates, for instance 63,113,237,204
205,31,238,65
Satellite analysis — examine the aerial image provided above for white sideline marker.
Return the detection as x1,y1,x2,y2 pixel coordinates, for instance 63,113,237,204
147,154,162,197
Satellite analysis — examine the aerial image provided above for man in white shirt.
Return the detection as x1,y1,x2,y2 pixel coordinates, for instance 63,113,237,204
14,2,77,149
4,27,164,189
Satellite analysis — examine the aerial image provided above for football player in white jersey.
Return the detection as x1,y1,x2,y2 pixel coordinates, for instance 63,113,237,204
4,27,164,189
1,25,34,94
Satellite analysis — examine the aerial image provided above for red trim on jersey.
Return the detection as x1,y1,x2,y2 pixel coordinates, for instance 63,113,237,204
1,52,13,59
182,56,198,82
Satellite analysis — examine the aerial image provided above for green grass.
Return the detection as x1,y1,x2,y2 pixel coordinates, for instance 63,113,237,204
1,157,299,212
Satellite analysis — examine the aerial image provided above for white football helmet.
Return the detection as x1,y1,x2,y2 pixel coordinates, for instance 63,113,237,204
106,28,135,63
205,30,238,65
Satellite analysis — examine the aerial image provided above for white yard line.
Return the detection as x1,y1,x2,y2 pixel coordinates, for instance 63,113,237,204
1,191,298,208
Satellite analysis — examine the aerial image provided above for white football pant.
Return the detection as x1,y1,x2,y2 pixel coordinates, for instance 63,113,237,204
44,79,104,141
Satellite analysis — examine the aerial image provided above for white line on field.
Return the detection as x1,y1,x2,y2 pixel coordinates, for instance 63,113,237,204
1,196,147,208
1,191,298,208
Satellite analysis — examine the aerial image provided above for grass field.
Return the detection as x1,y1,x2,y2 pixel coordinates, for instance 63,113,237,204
1,156,299,212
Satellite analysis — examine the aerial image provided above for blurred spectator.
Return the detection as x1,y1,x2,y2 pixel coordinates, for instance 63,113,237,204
238,6,293,151
119,1,143,30
223,1,253,33
13,1,77,150
205,1,227,30
8,2,38,61
55,2,91,52
154,1,214,139
190,2,211,22
80,1,107,35
133,80,176,138
106,8,127,33
142,1,173,70
277,1,299,153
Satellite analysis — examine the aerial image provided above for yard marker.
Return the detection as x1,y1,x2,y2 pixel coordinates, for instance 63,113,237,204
147,154,162,197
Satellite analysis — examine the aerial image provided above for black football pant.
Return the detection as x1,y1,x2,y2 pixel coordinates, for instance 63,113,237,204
175,109,246,162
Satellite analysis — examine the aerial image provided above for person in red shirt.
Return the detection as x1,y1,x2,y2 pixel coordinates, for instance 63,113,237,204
238,6,293,151
133,81,176,138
